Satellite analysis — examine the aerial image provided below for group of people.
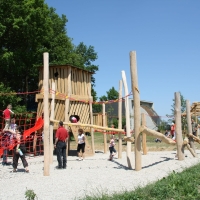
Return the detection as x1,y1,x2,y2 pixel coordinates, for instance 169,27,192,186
1,104,29,172
54,120,86,169
164,122,176,140
164,119,200,140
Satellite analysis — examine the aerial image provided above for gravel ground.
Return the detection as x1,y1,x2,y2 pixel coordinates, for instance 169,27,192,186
1,150,200,200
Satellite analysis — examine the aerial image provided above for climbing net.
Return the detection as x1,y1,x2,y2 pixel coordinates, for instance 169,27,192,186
0,112,45,163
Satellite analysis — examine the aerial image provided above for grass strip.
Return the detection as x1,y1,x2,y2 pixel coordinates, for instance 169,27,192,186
82,163,200,200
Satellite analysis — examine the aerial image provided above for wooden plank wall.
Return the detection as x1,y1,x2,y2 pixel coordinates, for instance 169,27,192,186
70,68,90,96
69,101,90,124
37,65,93,129
93,113,107,127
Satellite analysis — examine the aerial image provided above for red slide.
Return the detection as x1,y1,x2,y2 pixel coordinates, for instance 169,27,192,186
23,117,44,140
0,117,44,156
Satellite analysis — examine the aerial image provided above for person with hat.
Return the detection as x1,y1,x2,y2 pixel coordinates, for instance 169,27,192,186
54,121,69,169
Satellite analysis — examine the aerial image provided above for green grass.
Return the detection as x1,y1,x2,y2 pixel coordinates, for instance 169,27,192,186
82,163,200,200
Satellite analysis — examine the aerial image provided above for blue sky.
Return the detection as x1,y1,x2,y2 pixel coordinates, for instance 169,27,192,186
45,0,200,119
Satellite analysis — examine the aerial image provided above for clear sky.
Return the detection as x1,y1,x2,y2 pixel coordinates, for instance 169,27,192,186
45,0,200,119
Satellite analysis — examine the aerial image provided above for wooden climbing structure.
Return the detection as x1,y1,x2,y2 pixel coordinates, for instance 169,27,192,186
36,65,93,128
35,64,94,155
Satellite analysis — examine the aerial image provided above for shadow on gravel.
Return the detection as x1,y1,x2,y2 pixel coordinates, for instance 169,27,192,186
112,160,132,170
68,150,78,156
142,157,174,169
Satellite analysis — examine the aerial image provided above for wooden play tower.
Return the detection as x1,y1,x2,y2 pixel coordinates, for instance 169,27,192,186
36,65,93,126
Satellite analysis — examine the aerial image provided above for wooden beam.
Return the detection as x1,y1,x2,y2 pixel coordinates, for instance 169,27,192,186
118,80,122,159
50,119,124,132
140,125,176,145
36,94,91,102
89,96,95,154
103,103,107,153
130,51,141,171
43,52,50,176
186,100,197,157
49,82,55,164
122,70,133,169
141,113,147,155
174,92,184,160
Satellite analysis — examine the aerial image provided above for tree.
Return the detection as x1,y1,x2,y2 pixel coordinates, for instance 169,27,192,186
0,0,99,109
0,82,26,113
97,87,119,125
106,87,119,100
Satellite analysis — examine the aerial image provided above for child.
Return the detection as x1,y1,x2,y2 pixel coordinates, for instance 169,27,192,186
12,127,29,173
109,135,116,161
3,104,14,131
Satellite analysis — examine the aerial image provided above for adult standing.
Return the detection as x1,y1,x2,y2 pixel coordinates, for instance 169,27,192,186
77,128,85,161
54,121,69,169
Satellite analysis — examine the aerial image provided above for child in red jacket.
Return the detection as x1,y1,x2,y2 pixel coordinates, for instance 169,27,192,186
3,104,14,131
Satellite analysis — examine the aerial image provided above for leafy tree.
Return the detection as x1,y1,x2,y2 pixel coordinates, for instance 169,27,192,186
106,87,119,100
0,0,99,109
97,87,119,125
0,82,26,113
99,95,108,101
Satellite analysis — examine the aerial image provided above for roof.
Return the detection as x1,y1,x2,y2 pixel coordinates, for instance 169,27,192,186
182,102,200,116
38,64,94,74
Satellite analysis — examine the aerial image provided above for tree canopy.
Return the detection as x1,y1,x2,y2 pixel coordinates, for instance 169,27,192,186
0,0,99,109
99,87,119,101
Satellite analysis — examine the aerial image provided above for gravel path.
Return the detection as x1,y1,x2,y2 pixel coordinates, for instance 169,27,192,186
1,150,200,200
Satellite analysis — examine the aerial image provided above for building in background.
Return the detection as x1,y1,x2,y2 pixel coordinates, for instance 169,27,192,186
105,98,161,130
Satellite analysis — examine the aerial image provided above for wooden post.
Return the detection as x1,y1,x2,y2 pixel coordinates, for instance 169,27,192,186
118,80,122,159
121,71,133,169
49,82,55,164
174,92,184,160
130,51,141,171
65,96,70,156
186,100,197,157
102,103,107,153
66,67,71,155
43,52,50,176
89,97,95,154
141,113,147,155
195,115,199,139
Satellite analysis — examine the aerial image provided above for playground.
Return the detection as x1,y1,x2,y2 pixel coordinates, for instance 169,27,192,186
0,51,200,199
0,150,200,200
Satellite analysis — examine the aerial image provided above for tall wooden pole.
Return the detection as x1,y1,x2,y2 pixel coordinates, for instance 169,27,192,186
130,51,141,171
141,113,147,155
103,103,107,153
66,67,71,155
121,71,133,169
118,80,122,159
89,97,95,154
174,92,184,160
49,82,55,164
43,52,50,176
186,100,197,157
195,115,199,139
